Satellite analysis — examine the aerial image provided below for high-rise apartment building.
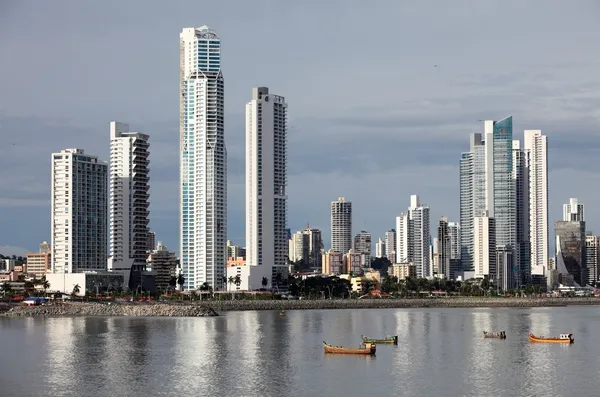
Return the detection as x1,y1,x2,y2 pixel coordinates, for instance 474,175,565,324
524,130,548,278
375,238,386,258
448,222,461,261
396,195,430,277
107,121,150,289
246,87,288,288
384,229,396,261
555,220,586,286
563,198,584,222
585,234,599,286
513,140,530,286
304,226,323,268
437,217,451,279
147,231,156,252
289,231,309,263
331,197,352,253
51,149,107,274
474,211,496,279
179,26,227,291
353,230,372,258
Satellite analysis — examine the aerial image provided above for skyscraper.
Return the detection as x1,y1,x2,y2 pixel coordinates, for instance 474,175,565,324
375,238,386,258
384,229,396,261
180,26,227,291
563,198,584,221
513,139,530,285
353,231,372,258
473,211,496,279
396,195,430,277
437,217,451,279
555,220,586,286
107,121,150,289
524,130,548,278
331,197,352,253
246,87,288,288
51,149,107,274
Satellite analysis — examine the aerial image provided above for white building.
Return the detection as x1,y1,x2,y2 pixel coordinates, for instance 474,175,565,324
474,211,496,279
245,87,288,290
51,149,107,274
331,197,352,253
563,197,584,222
524,130,548,276
179,26,227,291
375,238,385,258
107,121,150,288
396,195,430,277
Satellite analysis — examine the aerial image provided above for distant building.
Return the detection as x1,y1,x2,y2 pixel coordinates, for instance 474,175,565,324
375,238,386,258
353,230,372,259
26,242,51,278
396,195,430,277
384,229,396,261
391,263,417,280
289,231,309,263
437,217,451,279
344,249,364,275
146,242,178,292
331,197,352,253
555,220,586,286
563,198,584,222
585,234,600,286
226,241,245,260
474,211,496,279
322,250,344,275
147,231,156,252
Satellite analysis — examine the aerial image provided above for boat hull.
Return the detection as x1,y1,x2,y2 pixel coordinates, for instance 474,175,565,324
528,333,574,344
361,335,398,345
323,342,376,355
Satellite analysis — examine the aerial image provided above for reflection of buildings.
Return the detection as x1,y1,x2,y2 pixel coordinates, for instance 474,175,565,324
555,220,586,286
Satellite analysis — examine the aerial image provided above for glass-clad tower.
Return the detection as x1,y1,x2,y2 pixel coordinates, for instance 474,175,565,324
179,26,226,290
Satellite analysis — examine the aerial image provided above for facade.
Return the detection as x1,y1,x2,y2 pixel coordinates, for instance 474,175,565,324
563,198,584,221
524,130,548,278
555,220,586,286
473,212,496,279
26,252,51,278
289,230,309,263
107,121,150,289
353,230,372,258
180,26,227,291
384,229,396,261
585,234,600,286
437,217,451,279
513,140,530,285
147,231,156,251
496,247,514,291
245,87,288,289
322,249,344,275
146,242,178,292
375,238,385,258
51,149,107,274
391,263,417,280
396,195,430,277
344,250,364,275
331,197,352,253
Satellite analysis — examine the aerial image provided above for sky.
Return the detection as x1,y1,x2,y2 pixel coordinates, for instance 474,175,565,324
1,0,600,256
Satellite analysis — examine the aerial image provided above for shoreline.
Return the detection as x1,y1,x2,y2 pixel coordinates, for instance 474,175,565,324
1,297,600,318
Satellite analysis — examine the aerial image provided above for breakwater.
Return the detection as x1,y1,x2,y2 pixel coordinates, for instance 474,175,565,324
1,297,600,318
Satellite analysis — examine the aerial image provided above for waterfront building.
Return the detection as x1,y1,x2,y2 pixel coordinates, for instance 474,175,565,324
107,121,150,290
51,149,107,274
513,140,531,286
245,87,288,289
146,242,178,292
448,222,461,279
524,130,548,279
563,198,584,221
585,233,599,286
180,26,227,291
396,195,430,277
26,242,51,278
331,197,352,253
555,220,586,286
390,263,417,280
473,211,496,279
496,246,514,291
437,217,451,279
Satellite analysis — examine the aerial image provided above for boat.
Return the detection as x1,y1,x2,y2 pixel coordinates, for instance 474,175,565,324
483,331,506,339
361,335,398,345
528,333,574,344
279,311,287,317
323,341,376,355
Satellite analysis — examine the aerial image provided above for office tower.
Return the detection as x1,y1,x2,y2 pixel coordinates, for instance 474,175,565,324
563,198,584,221
375,238,386,258
396,195,430,277
473,211,496,279
384,229,396,261
437,217,451,279
448,222,461,278
331,197,352,253
585,234,600,286
304,226,324,268
513,140,530,286
107,122,150,289
524,130,548,278
180,26,227,291
555,220,586,286
353,230,372,258
246,87,288,288
147,231,156,251
51,149,107,273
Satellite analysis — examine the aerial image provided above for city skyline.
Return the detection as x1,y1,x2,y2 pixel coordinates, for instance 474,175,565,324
2,2,600,256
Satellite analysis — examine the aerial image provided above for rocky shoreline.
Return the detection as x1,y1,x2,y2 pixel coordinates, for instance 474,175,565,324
1,297,600,318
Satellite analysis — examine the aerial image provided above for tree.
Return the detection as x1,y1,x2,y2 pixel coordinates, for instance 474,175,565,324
168,276,177,291
228,276,235,292
40,275,50,294
261,277,268,289
2,282,11,295
177,273,185,291
221,276,227,290
234,274,242,290
71,284,81,297
274,272,283,292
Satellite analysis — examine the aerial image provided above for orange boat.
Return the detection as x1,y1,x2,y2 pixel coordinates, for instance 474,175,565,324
528,333,574,344
323,341,376,355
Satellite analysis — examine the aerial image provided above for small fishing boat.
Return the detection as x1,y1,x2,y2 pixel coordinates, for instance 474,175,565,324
279,311,287,317
483,331,506,339
323,341,376,355
361,335,398,345
528,333,574,344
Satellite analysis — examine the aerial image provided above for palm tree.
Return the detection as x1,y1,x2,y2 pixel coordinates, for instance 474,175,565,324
261,277,268,289
71,284,81,297
234,274,242,290
168,276,177,292
274,272,283,292
177,273,185,291
228,276,234,292
221,275,227,291
41,275,50,294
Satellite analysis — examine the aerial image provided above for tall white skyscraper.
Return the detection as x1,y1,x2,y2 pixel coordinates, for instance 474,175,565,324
563,198,584,222
524,130,548,277
245,87,288,288
107,122,150,288
513,139,530,285
331,197,352,253
180,26,227,291
396,195,430,277
51,149,107,274
375,238,386,258
474,211,496,279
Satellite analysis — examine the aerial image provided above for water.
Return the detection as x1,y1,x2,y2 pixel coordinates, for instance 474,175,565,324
1,307,599,396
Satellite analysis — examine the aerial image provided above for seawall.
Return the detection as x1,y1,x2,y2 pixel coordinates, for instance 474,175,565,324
1,297,600,318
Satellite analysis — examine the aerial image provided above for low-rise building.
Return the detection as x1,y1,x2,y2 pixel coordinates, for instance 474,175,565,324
146,242,178,292
322,249,344,275
45,272,124,296
26,252,51,278
391,263,417,280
